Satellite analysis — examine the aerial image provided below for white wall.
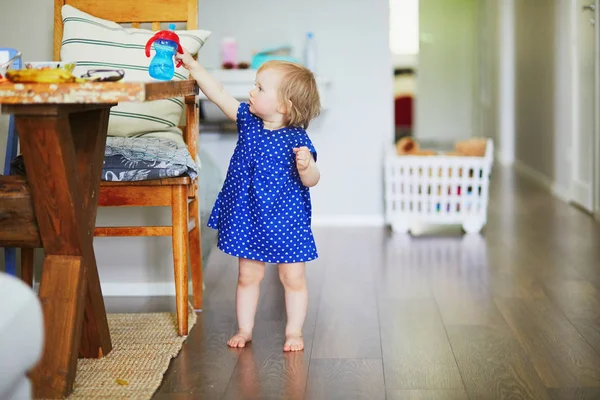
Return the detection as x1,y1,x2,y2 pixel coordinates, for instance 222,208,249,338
512,0,572,198
476,0,501,148
0,1,394,288
197,0,393,224
497,0,515,165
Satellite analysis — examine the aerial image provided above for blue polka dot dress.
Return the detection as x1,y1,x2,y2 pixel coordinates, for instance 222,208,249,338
207,102,318,263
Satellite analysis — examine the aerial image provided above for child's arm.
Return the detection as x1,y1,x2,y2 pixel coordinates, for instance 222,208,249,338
293,146,320,187
176,49,240,122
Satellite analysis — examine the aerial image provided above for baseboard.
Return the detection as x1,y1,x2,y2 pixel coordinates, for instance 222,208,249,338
513,159,570,203
312,214,385,227
100,282,194,297
33,282,178,297
495,150,514,166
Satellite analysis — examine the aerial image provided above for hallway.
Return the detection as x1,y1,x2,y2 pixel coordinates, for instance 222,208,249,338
107,166,600,399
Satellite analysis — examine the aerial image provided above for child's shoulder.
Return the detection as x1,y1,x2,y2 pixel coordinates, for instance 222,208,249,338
237,102,261,125
237,101,252,117
287,125,307,136
287,126,315,149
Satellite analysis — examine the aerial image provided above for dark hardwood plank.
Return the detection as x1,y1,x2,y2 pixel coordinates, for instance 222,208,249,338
386,389,469,400
432,264,507,327
376,235,435,299
313,279,378,324
496,297,600,387
379,299,463,390
311,230,382,359
446,324,550,399
157,311,240,399
255,263,294,323
543,280,600,356
305,359,385,400
505,239,584,285
311,281,381,359
548,388,600,400
220,322,311,400
490,268,547,299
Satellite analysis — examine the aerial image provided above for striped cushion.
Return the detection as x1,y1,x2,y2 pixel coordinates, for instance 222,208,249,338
60,4,211,140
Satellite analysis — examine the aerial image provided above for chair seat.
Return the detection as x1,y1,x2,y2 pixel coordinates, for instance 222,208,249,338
100,176,192,186
8,163,194,187
102,137,199,183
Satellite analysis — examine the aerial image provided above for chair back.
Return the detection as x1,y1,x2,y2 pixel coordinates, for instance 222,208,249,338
52,0,200,160
53,0,198,61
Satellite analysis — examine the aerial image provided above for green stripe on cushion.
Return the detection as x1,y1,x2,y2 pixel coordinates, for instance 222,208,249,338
167,98,185,108
178,34,205,47
110,110,176,127
63,17,206,47
62,39,145,50
62,39,195,57
63,17,121,31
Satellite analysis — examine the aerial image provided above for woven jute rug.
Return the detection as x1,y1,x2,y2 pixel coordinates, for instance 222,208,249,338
62,304,197,399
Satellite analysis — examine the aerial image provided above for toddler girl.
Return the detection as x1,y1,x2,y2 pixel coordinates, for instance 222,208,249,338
176,50,321,352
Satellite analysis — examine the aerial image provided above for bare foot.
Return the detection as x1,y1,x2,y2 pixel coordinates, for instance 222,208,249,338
227,330,252,348
284,334,304,352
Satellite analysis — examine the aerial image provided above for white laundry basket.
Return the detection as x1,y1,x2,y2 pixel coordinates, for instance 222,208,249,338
384,139,494,234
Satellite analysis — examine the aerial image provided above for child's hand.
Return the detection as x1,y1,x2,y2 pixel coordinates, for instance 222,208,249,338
175,47,198,70
293,147,312,171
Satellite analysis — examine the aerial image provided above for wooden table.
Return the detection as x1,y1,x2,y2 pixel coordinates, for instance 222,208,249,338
0,79,198,399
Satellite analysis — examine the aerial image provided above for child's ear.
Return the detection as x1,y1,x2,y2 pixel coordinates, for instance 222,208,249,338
278,99,293,115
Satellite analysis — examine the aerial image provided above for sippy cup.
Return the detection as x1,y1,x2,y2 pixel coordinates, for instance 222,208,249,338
145,24,184,80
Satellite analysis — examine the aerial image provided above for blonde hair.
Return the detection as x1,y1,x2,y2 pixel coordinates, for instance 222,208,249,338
257,60,321,129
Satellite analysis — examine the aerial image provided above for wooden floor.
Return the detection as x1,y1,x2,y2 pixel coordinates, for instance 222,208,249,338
106,166,600,400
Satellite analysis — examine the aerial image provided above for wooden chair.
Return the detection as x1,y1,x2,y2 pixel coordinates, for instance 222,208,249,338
18,0,204,336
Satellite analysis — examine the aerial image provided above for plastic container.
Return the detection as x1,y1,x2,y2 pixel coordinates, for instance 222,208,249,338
384,139,494,234
303,32,317,72
221,37,237,66
145,24,183,80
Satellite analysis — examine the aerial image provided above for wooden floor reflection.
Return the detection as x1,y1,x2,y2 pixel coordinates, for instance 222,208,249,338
106,166,600,399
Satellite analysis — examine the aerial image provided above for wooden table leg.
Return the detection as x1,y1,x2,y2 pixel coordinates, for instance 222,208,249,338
10,104,113,398
69,108,113,358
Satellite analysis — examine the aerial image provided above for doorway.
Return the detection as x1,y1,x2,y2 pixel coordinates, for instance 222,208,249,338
389,0,479,147
389,0,418,144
